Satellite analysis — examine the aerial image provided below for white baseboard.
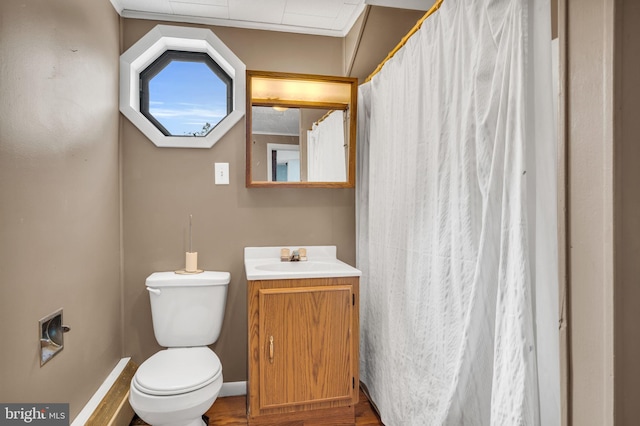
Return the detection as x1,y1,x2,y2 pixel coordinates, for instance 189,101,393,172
71,357,131,426
220,381,247,397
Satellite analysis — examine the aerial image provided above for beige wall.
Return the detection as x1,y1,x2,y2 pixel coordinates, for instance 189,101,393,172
563,0,640,422
121,20,356,382
344,7,368,77
563,0,616,424
8,2,625,424
614,0,640,423
0,0,122,419
346,6,425,82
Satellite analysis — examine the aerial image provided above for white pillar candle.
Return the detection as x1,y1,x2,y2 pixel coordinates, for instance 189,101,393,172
185,251,198,272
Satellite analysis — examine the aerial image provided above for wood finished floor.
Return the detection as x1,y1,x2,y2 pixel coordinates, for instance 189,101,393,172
130,388,384,426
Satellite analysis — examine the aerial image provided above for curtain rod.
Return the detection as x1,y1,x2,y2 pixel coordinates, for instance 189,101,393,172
314,109,333,127
364,0,444,83
309,107,347,130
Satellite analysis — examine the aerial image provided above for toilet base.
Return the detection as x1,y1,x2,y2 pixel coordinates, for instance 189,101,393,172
182,415,209,426
132,414,209,426
132,414,208,426
129,371,222,426
181,416,206,426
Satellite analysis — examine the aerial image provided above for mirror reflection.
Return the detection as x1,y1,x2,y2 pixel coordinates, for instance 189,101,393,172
251,106,348,183
246,71,357,188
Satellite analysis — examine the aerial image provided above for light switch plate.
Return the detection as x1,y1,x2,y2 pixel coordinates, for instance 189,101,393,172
215,162,229,185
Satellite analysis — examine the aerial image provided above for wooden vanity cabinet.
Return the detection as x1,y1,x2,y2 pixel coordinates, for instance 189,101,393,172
247,277,359,425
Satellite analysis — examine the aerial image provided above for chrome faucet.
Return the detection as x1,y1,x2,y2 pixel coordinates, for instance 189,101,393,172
280,248,307,262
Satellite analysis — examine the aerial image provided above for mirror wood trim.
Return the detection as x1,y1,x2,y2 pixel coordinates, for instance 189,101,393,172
246,70,358,188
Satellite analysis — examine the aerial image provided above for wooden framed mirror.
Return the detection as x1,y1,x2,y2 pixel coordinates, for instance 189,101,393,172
246,70,358,188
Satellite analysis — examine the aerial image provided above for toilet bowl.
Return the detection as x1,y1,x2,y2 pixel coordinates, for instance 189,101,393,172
130,348,223,426
129,271,230,426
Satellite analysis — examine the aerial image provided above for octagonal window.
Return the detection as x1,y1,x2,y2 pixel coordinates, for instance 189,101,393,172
140,50,232,137
120,25,245,149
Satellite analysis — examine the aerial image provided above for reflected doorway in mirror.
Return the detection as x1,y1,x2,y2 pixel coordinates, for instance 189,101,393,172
267,143,300,182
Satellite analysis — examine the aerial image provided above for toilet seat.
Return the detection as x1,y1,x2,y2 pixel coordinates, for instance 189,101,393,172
133,347,221,396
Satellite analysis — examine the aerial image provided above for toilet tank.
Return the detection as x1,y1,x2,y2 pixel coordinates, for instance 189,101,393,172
146,271,230,347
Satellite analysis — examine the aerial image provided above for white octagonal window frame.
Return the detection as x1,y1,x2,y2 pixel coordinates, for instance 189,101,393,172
120,25,245,148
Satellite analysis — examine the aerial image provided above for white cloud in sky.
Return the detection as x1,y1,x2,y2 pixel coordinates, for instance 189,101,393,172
148,103,228,134
150,105,226,120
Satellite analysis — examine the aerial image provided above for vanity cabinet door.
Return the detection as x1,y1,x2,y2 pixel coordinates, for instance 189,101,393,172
247,277,359,423
258,285,354,410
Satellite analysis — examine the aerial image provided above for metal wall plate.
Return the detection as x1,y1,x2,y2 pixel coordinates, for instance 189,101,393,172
39,308,70,367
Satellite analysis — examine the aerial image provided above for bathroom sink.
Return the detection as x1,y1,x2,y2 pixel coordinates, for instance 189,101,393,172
245,246,361,280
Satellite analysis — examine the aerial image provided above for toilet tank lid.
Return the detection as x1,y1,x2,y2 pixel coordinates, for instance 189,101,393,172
146,271,230,287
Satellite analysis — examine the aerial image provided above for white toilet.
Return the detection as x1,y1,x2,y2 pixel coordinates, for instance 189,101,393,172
129,271,230,426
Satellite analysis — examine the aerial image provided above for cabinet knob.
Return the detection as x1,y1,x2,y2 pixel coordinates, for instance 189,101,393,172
269,336,274,363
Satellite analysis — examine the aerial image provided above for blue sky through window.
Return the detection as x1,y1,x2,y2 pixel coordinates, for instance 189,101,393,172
148,60,229,136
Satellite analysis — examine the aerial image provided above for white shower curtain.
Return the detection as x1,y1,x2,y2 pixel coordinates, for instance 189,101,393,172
307,109,347,181
356,0,559,425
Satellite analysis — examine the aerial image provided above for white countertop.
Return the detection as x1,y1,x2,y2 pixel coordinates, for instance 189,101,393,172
244,246,362,280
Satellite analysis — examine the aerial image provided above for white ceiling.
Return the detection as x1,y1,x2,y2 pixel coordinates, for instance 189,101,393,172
109,0,433,37
252,106,301,136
